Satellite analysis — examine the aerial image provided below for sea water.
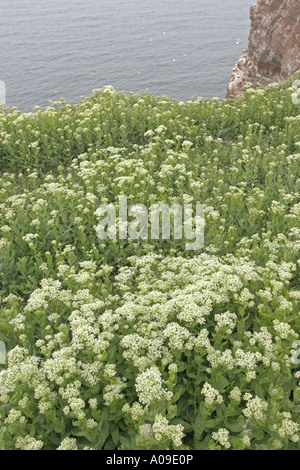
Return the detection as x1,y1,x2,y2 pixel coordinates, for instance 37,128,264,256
0,0,254,111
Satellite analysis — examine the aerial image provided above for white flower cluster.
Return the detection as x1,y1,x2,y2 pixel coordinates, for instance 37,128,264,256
243,396,268,421
274,413,300,443
152,414,184,447
135,367,173,405
57,437,78,450
201,383,223,406
212,428,231,449
15,436,44,451
0,79,299,449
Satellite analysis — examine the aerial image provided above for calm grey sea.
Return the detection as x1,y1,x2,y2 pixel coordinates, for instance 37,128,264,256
0,0,254,111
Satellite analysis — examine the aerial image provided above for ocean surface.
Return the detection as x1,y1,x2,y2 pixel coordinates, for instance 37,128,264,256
0,0,254,111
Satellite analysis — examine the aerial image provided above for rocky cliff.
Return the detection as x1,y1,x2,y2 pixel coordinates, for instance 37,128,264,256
227,0,300,97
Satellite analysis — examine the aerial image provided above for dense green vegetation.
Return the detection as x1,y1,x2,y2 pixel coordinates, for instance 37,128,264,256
0,76,299,450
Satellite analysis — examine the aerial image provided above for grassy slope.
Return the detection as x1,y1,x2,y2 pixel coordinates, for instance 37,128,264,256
0,76,299,450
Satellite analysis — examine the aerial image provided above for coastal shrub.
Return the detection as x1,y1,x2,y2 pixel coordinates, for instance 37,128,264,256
0,75,299,450
0,74,299,174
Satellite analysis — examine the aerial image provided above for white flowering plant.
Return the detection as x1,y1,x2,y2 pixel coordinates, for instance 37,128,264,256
0,75,299,450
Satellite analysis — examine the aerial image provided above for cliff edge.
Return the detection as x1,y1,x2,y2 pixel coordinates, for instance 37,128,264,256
227,0,300,97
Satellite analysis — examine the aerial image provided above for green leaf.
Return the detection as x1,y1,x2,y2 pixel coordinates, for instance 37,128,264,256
111,426,119,445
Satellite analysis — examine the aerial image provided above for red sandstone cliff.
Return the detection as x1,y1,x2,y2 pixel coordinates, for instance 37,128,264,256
227,0,300,97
